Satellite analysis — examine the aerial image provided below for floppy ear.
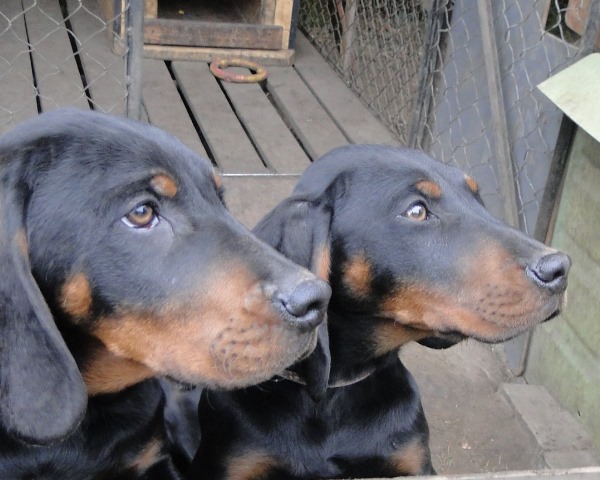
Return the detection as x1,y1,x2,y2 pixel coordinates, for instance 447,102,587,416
0,177,87,445
254,197,333,401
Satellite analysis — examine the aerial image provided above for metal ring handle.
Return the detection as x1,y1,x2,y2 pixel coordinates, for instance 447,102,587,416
209,58,268,83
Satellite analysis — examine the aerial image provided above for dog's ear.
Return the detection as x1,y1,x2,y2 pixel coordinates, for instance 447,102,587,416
0,177,87,445
253,197,333,401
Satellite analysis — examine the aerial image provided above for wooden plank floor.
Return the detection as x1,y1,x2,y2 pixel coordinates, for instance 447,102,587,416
0,0,398,223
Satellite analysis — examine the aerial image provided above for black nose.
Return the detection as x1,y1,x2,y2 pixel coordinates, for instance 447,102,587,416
274,280,331,333
527,252,571,294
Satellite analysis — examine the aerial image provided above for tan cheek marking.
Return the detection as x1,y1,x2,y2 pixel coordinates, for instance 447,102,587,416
81,344,154,395
465,174,479,193
92,263,315,388
15,229,28,257
380,245,562,343
388,439,428,475
415,179,442,199
61,273,93,320
226,451,278,480
129,438,166,474
343,253,372,298
150,173,178,198
381,283,511,342
313,244,331,281
372,321,432,356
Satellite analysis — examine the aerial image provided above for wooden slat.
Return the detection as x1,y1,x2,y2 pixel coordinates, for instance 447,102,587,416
24,0,89,111
145,0,158,19
144,18,283,50
405,467,600,480
273,0,294,48
143,44,294,66
293,34,399,145
222,176,298,229
171,61,265,173
267,66,348,158
142,59,207,157
0,0,38,134
222,74,310,173
66,0,126,115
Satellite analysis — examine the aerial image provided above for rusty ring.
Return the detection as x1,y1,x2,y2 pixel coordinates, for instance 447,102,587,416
209,58,268,83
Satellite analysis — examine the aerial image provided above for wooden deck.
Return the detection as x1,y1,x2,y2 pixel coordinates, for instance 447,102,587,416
0,0,398,226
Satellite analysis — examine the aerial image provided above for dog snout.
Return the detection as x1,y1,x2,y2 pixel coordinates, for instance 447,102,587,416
526,252,571,294
273,279,331,333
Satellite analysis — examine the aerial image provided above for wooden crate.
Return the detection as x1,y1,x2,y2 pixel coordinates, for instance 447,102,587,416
100,0,296,65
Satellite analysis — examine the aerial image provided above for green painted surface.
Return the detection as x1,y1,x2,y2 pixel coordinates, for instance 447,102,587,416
525,128,600,452
538,53,600,143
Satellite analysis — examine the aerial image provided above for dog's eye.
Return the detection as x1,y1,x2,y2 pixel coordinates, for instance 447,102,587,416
401,202,428,221
122,203,159,229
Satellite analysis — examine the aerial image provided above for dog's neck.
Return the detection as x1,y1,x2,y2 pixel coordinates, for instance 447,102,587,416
59,323,155,396
326,310,404,385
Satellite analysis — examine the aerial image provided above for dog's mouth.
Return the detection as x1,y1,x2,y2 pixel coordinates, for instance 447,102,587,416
379,280,566,346
200,319,320,389
296,329,320,362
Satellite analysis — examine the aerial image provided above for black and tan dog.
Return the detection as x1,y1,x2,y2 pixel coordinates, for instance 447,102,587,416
189,145,571,479
0,109,330,479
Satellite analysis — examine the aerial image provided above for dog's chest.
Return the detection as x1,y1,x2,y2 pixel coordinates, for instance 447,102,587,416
0,381,164,479
264,373,426,478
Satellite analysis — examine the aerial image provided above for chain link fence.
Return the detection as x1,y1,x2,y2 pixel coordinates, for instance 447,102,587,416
299,0,430,146
298,0,597,238
0,0,136,135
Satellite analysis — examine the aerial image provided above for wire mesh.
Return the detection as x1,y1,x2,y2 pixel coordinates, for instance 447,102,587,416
0,0,130,135
298,0,595,235
299,0,429,146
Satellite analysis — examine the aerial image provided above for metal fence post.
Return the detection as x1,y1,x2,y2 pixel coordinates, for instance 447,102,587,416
126,0,144,120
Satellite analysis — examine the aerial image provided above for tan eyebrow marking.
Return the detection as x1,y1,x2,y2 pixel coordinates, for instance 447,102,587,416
150,174,178,198
415,179,442,199
465,174,479,193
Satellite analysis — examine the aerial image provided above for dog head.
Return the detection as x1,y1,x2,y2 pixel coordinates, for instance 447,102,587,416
255,145,570,388
0,109,330,444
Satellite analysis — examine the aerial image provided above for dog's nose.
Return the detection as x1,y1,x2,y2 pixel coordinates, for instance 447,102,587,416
527,252,571,294
274,279,331,333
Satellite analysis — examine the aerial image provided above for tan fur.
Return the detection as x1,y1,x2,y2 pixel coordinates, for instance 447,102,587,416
226,451,277,480
314,244,331,281
373,321,431,356
388,439,427,475
93,262,316,388
15,228,28,257
61,273,93,319
465,174,479,193
378,244,564,344
415,179,442,199
213,169,223,189
129,438,165,474
82,345,154,395
343,253,372,298
150,173,178,198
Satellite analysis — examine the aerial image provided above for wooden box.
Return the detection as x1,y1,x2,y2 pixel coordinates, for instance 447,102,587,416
100,0,297,65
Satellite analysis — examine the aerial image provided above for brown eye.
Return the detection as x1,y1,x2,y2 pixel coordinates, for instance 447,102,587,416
401,202,428,221
123,203,158,229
